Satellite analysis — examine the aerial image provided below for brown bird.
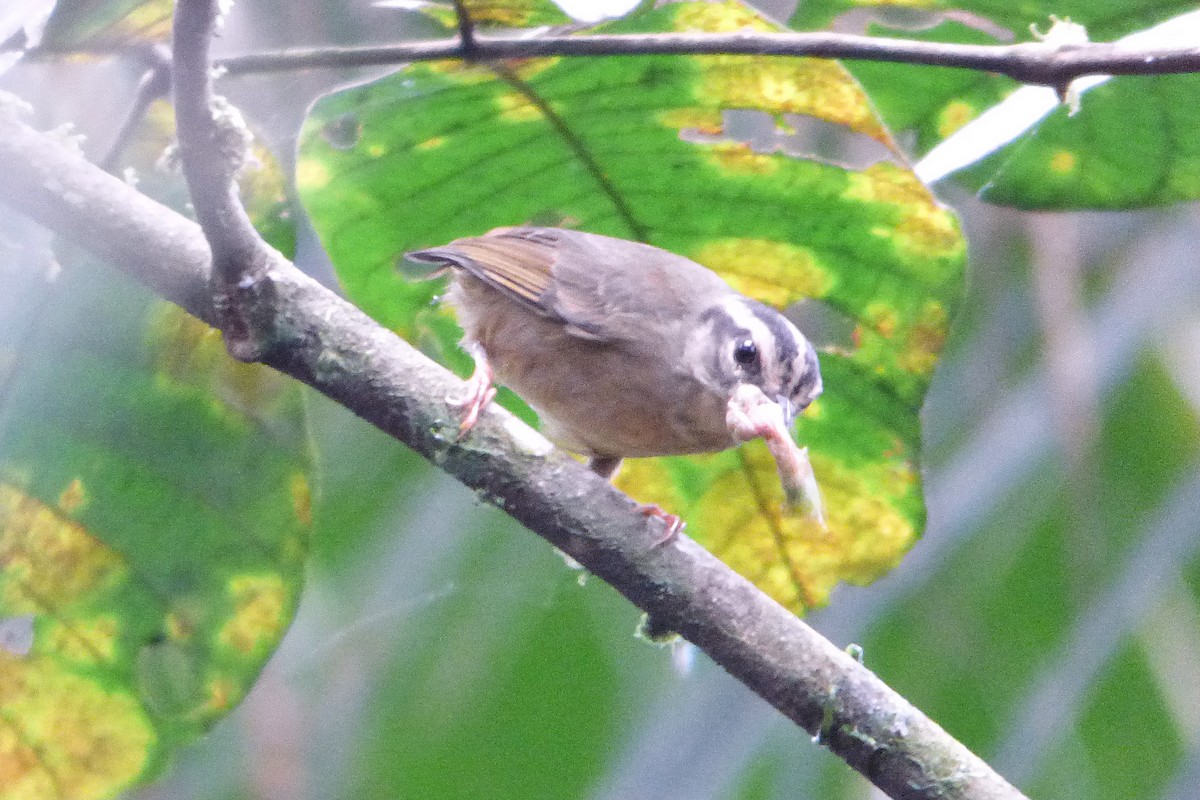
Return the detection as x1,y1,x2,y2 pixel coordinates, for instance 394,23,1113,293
407,227,824,536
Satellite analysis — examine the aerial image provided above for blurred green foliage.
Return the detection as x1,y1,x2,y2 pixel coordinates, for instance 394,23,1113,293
0,248,309,797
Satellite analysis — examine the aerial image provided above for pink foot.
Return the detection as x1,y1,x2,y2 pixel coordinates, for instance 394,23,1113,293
639,503,685,546
451,343,497,438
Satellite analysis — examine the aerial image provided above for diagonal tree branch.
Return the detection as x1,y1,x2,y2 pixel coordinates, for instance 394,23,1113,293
213,30,1200,89
0,106,1027,800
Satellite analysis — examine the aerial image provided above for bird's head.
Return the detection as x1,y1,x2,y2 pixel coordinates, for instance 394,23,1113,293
689,295,823,431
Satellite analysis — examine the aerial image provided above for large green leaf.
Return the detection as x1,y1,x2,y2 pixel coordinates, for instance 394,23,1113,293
0,257,310,797
296,0,964,613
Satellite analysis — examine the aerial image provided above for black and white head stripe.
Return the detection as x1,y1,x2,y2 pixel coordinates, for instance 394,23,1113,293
697,297,822,408
748,299,799,388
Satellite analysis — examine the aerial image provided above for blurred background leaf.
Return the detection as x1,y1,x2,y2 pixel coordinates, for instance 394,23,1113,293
1,20,307,793
845,20,1014,161
0,248,310,797
40,0,171,50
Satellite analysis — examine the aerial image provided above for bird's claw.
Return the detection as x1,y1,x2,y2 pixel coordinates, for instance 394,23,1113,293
451,343,496,439
639,503,685,546
452,380,496,438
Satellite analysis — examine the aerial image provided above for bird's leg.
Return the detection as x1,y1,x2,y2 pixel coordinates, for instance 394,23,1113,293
588,454,684,545
451,342,497,438
588,454,623,480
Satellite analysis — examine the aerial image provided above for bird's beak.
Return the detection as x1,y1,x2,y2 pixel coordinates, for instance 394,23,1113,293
725,385,825,526
776,394,796,428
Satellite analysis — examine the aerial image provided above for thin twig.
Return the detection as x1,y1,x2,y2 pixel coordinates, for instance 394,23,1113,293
99,44,172,173
0,110,1030,800
213,31,1200,88
451,0,476,58
172,0,285,361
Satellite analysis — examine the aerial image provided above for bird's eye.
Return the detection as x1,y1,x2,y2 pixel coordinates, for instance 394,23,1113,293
733,339,758,367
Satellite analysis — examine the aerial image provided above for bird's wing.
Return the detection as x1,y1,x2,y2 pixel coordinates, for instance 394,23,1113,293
407,226,557,306
406,227,730,345
406,227,576,327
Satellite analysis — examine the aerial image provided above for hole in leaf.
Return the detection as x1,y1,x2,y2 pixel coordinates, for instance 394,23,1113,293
321,113,361,150
786,298,856,353
681,109,895,171
779,112,895,171
827,8,1013,41
0,614,34,656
